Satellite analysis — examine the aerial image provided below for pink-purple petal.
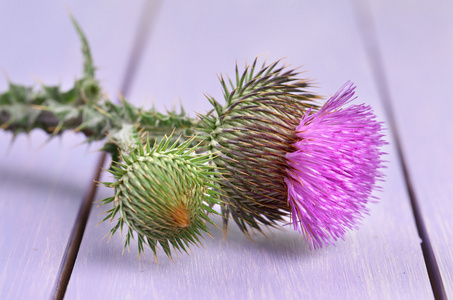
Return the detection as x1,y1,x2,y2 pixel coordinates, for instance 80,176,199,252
284,81,386,248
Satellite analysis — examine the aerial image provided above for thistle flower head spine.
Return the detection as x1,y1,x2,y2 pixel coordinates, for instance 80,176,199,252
198,59,321,235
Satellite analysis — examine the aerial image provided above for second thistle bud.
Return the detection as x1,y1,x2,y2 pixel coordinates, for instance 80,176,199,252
101,135,220,260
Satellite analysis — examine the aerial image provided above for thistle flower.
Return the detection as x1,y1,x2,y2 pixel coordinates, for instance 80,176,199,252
200,60,385,247
101,135,220,260
284,81,386,248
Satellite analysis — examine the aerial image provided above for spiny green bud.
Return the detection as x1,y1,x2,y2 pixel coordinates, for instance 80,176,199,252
101,135,221,260
79,78,101,104
198,59,320,236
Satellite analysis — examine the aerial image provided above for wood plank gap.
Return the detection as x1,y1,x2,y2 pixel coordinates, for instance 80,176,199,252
50,1,163,299
350,1,447,299
51,152,107,300
118,0,163,96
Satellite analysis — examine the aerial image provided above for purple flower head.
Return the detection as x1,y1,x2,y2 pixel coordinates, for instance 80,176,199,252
200,59,386,247
284,81,386,248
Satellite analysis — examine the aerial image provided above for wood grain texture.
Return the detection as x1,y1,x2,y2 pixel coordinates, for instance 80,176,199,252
0,1,145,298
65,1,433,299
363,0,453,297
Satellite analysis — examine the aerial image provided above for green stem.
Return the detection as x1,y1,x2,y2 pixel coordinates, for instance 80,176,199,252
0,84,200,141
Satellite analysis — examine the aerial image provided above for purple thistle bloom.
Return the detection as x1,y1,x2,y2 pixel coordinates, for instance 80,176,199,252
201,60,386,247
284,81,386,248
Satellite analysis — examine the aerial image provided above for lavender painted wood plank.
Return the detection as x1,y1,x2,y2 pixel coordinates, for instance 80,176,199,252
363,0,453,297
0,133,99,299
66,1,433,299
0,1,145,298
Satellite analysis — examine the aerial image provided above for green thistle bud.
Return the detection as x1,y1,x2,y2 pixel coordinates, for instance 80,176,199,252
101,135,221,260
198,59,320,236
79,78,101,104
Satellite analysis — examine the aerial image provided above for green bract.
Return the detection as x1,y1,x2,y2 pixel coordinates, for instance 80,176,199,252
198,60,320,237
101,135,221,260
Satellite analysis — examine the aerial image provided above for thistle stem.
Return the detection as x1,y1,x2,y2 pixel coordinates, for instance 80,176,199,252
0,84,200,142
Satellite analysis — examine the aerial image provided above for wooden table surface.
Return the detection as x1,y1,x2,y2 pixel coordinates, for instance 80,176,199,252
0,1,451,299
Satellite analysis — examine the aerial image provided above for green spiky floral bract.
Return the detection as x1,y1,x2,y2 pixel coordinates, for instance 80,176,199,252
198,59,320,236
101,135,220,260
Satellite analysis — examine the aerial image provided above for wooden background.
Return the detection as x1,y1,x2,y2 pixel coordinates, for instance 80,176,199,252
0,0,451,299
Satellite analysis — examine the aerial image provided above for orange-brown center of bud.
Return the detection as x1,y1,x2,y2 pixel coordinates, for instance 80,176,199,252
170,204,191,228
